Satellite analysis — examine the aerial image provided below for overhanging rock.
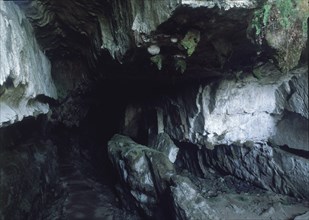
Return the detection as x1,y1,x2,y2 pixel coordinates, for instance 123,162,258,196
123,64,308,151
0,1,57,127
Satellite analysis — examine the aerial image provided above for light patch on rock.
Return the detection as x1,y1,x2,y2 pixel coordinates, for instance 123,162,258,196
143,172,154,187
0,1,57,127
170,37,178,43
157,64,308,149
147,45,160,55
130,190,148,203
168,147,179,163
294,211,309,220
134,155,146,173
181,0,257,10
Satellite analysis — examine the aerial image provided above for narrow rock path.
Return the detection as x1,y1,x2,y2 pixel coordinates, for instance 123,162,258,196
44,149,140,220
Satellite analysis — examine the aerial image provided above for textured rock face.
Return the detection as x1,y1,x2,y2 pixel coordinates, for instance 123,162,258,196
170,175,219,220
108,134,175,216
178,142,309,199
249,0,308,72
18,0,306,77
124,64,308,151
121,64,308,199
148,133,179,163
108,134,309,219
0,139,58,220
0,1,57,127
108,134,223,219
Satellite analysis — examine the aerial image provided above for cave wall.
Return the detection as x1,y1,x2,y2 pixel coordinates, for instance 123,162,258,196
0,2,59,219
123,64,308,150
0,1,57,128
122,64,309,199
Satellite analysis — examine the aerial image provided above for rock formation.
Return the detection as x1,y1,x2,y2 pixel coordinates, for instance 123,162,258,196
0,1,57,128
0,0,308,219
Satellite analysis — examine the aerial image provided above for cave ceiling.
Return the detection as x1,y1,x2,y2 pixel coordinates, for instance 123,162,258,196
16,0,308,79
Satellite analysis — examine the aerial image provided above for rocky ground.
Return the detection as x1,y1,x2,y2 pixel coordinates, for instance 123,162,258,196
42,147,140,220
179,169,309,220
41,144,309,220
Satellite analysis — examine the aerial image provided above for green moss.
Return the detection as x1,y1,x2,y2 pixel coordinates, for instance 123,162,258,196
251,4,272,35
302,19,308,36
150,54,163,70
175,59,186,74
251,0,306,35
251,0,307,72
252,68,262,79
180,30,200,56
276,0,294,28
262,4,272,26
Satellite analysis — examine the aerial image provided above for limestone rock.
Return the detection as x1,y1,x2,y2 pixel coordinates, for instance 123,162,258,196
294,211,309,220
0,140,58,220
0,1,57,127
249,0,308,72
170,175,219,220
130,64,308,151
17,0,306,75
178,142,309,199
107,134,175,216
148,133,179,163
182,0,256,10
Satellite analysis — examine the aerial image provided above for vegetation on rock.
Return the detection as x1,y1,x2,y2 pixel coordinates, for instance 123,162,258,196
250,0,308,72
150,54,163,70
180,30,200,57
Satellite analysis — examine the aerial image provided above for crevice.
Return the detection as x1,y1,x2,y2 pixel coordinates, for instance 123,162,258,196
277,145,309,159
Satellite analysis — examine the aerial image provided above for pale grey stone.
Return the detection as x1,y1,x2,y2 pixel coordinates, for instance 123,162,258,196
179,142,309,199
170,175,220,220
294,211,309,220
148,133,179,163
0,1,57,127
108,134,175,216
141,64,308,151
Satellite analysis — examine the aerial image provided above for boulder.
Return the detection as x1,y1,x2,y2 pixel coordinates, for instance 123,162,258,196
148,133,179,163
170,175,220,220
108,134,175,216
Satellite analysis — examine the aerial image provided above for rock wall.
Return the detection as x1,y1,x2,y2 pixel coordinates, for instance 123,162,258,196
124,64,308,151
0,1,57,127
0,2,59,219
0,123,58,220
108,134,309,219
108,134,220,219
122,64,309,199
178,142,309,199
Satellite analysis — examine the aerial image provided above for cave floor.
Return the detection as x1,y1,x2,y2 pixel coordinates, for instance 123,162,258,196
42,148,140,220
42,146,309,220
179,168,309,220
